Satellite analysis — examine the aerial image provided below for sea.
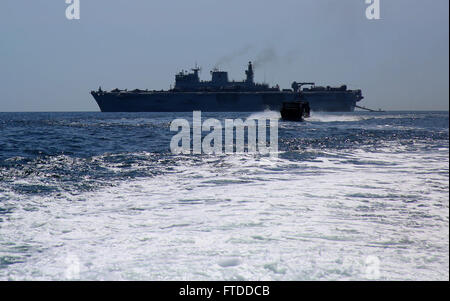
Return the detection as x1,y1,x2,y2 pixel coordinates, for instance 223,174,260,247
0,111,448,280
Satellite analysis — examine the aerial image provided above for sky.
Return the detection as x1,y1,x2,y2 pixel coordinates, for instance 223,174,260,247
0,0,448,111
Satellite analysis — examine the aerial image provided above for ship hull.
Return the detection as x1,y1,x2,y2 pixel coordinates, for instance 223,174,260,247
91,91,361,112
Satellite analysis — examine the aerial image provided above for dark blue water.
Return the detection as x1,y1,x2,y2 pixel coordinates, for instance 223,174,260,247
0,111,448,280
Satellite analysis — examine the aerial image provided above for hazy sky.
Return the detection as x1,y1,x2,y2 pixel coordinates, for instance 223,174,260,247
1,0,448,111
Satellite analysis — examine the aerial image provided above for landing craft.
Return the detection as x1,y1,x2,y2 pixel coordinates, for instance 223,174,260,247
280,101,311,121
91,62,364,112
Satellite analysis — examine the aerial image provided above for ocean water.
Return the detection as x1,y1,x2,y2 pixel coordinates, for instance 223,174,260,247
0,111,448,281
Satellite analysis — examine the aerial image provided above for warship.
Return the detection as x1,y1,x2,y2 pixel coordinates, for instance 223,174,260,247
91,62,363,112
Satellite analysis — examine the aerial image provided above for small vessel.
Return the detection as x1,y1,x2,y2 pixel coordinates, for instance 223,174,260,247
280,101,311,121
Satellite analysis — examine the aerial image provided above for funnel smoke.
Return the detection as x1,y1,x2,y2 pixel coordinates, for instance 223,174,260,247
214,45,253,69
252,48,277,68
